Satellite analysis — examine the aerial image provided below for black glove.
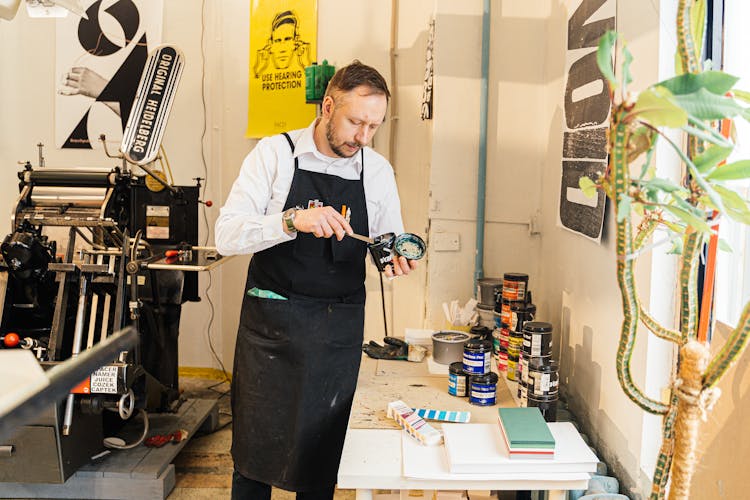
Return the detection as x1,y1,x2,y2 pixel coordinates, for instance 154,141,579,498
362,337,408,360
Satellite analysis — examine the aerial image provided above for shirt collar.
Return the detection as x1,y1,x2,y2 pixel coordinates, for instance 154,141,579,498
293,119,364,170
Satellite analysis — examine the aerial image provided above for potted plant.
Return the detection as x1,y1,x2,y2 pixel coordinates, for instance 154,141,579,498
580,2,750,498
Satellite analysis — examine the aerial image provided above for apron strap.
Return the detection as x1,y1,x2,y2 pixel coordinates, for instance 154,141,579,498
281,132,298,170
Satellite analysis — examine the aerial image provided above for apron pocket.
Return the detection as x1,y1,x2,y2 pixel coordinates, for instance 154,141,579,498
240,295,292,345
322,302,365,348
331,236,366,263
293,232,327,257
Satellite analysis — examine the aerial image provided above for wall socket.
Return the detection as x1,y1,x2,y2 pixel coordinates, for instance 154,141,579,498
433,232,460,251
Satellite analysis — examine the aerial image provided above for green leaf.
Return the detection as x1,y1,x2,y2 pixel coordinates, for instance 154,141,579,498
641,177,683,193
579,176,598,198
706,160,750,181
733,89,750,105
668,237,684,255
658,71,739,96
617,195,632,223
663,220,685,234
639,145,657,180
693,146,733,174
672,88,745,120
597,31,618,87
714,185,750,213
683,124,733,148
727,210,750,225
663,205,713,233
622,44,634,93
632,87,688,127
671,193,703,216
718,238,733,253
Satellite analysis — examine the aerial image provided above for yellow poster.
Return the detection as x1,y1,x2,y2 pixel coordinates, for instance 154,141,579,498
247,0,317,138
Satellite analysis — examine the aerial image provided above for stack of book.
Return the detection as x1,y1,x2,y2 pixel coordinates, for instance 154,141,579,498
497,407,555,459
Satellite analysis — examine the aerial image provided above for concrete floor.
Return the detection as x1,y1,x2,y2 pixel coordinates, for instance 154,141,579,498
169,377,355,500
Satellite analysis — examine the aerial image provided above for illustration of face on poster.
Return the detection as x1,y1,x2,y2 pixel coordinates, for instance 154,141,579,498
252,10,312,78
55,0,164,149
247,1,317,138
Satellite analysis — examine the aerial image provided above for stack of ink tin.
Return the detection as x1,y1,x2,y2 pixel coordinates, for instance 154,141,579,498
520,321,559,421
493,273,535,380
462,337,498,406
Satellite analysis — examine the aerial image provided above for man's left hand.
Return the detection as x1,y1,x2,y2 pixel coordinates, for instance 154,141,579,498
384,255,418,279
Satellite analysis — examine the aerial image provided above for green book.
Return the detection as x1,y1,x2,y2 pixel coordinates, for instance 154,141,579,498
497,407,555,449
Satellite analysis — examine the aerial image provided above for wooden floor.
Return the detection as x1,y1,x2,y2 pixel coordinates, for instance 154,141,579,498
168,377,355,500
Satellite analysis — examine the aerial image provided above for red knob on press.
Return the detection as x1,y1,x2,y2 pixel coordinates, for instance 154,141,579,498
3,332,20,348
165,250,179,258
199,200,213,207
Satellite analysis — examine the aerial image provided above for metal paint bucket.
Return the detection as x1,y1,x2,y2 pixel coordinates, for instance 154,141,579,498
431,331,470,364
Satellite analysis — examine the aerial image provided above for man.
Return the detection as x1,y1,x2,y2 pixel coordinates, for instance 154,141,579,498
215,61,417,500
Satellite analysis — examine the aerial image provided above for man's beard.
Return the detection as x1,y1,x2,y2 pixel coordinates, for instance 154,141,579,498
326,117,363,158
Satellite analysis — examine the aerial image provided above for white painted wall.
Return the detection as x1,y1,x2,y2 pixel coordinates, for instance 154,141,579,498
2,1,745,496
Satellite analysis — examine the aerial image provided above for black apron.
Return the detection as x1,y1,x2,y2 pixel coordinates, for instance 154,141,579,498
231,132,368,492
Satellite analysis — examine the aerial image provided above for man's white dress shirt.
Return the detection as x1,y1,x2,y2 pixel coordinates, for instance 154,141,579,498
215,120,404,256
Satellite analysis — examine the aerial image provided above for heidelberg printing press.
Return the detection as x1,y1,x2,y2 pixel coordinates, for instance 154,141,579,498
0,162,222,483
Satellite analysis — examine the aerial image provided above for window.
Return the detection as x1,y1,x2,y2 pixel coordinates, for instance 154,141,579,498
714,0,750,326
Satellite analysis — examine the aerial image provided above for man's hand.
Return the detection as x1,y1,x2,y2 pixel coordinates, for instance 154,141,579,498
384,255,418,279
293,206,353,240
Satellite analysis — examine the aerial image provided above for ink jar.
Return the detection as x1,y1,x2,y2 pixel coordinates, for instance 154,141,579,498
448,362,469,397
462,338,493,375
469,372,499,406
502,272,529,301
526,358,559,397
522,321,553,357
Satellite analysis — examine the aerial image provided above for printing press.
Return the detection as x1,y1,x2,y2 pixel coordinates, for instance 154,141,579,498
0,161,220,483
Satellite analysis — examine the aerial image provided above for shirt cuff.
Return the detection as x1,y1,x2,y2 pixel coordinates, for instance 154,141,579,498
263,212,296,243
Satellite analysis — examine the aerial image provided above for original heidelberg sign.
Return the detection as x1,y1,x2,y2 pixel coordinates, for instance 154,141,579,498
121,44,184,165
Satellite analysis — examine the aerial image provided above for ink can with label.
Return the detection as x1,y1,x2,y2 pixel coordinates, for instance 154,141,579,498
502,272,529,301
506,356,518,381
492,327,502,354
527,359,559,397
477,277,502,307
507,330,523,359
522,321,553,357
528,393,558,422
470,325,492,341
500,298,525,326
519,351,528,385
518,380,528,407
493,310,503,328
469,372,499,406
497,349,508,372
510,300,536,332
448,361,469,397
463,338,493,375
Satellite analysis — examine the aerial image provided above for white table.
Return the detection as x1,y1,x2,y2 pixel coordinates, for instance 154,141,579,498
339,356,594,499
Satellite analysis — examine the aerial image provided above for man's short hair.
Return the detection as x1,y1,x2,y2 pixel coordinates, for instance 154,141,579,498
325,60,391,101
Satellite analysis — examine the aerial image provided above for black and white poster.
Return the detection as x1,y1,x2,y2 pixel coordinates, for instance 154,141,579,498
559,0,615,241
55,0,164,149
420,18,435,121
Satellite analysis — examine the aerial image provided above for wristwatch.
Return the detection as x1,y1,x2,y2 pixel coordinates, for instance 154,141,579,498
282,207,300,233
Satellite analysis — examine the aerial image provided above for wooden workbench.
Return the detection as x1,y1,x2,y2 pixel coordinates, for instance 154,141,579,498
349,354,513,429
341,355,595,500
